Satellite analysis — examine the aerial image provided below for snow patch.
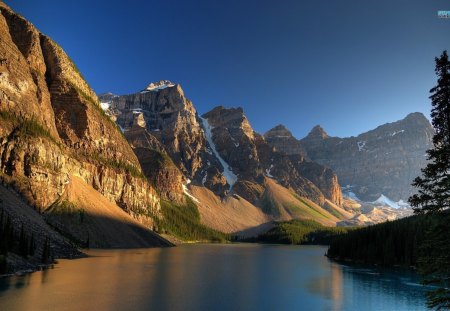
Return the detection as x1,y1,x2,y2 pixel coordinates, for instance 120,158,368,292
390,130,405,136
341,185,361,201
265,164,274,178
357,141,366,151
202,172,208,185
372,194,400,209
199,116,238,189
396,199,410,208
182,179,200,203
100,102,111,111
145,80,175,91
343,191,361,201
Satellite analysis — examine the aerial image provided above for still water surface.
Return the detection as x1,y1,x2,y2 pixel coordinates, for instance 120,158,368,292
0,244,427,311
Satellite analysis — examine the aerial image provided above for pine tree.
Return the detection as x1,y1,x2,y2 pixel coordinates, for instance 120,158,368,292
409,50,450,310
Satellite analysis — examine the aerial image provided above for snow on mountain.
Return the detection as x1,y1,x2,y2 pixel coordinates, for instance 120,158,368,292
390,130,405,136
182,179,200,203
343,191,361,201
265,164,274,178
143,80,175,92
100,101,111,111
396,199,410,208
357,141,366,151
372,194,401,209
199,116,238,189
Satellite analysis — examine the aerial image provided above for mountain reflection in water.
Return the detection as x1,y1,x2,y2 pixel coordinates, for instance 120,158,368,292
0,244,427,311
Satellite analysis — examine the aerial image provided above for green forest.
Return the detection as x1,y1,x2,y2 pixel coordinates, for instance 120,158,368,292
326,215,432,266
154,196,229,242
244,219,352,245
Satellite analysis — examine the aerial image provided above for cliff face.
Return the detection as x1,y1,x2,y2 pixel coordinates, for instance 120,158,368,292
300,112,433,202
0,3,163,244
103,85,344,222
263,125,343,206
264,124,307,159
124,125,185,203
102,83,210,179
201,106,344,210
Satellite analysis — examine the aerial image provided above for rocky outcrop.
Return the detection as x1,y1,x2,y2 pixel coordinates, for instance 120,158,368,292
263,125,343,206
124,125,185,203
0,3,162,242
202,106,262,183
100,83,211,179
201,106,344,209
292,160,343,206
104,83,344,221
300,112,434,202
264,124,307,159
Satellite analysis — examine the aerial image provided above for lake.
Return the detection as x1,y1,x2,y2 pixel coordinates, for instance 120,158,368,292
0,244,427,311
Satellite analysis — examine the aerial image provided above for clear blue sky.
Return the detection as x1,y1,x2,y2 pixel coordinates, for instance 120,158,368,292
6,0,449,138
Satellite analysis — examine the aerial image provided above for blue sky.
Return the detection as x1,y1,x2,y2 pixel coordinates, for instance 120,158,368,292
6,0,449,138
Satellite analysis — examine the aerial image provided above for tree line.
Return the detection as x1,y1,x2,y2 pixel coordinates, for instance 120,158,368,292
0,204,53,274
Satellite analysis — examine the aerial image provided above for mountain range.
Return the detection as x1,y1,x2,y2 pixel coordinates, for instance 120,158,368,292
0,3,433,270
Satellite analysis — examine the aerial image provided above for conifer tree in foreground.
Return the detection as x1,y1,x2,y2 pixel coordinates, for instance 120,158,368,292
409,50,450,310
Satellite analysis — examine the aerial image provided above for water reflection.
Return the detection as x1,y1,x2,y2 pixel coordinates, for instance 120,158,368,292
308,262,343,311
0,245,427,311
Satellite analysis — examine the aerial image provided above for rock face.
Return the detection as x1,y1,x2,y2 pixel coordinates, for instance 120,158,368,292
124,125,185,203
100,83,211,179
300,112,433,202
200,106,344,210
103,85,345,221
264,124,307,159
0,3,164,246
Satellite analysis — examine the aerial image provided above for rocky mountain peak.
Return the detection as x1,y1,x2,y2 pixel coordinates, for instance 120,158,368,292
264,125,307,159
144,80,175,91
203,106,254,139
301,113,434,202
403,112,431,127
306,125,329,140
264,124,293,139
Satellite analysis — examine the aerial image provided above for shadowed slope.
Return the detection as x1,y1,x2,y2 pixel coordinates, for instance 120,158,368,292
45,176,172,248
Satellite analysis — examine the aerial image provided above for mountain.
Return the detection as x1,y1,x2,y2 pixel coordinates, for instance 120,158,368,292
299,112,433,202
0,1,431,270
0,1,171,262
100,82,349,232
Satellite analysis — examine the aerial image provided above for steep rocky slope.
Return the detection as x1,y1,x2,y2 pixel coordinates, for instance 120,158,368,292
102,83,348,228
0,3,169,249
299,112,433,202
265,114,433,203
0,182,82,272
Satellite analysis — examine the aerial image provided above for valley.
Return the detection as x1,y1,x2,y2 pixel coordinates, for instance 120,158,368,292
0,0,434,275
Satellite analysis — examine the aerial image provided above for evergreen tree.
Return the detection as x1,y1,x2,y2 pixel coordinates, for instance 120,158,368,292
409,50,450,310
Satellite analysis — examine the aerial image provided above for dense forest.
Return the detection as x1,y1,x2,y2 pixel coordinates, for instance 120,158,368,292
243,219,352,245
326,215,432,267
154,197,229,242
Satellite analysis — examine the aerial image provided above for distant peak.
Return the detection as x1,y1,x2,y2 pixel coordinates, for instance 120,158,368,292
307,125,329,139
264,124,293,138
271,124,289,132
404,112,428,122
144,80,175,91
203,106,244,118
